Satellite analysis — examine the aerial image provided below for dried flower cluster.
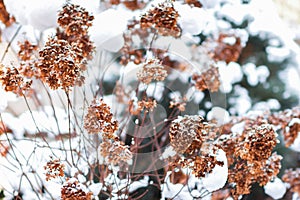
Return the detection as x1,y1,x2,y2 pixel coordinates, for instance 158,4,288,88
217,117,282,199
282,168,300,196
57,4,94,60
169,115,206,153
192,66,220,92
128,98,157,115
18,40,38,61
235,123,278,161
17,40,38,78
84,98,132,166
212,33,243,64
140,1,181,38
44,156,65,181
137,58,167,84
100,138,132,165
0,64,32,95
0,0,14,27
37,37,85,90
169,115,223,178
84,98,118,136
61,178,92,200
268,106,300,147
58,4,94,37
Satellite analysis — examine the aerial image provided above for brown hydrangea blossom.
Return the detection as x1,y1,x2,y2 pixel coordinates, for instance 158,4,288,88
84,98,118,136
58,3,94,37
255,152,282,186
56,3,95,61
137,58,167,84
18,40,38,61
213,114,283,199
61,178,92,200
37,37,86,90
235,123,278,162
100,138,132,165
282,168,300,196
0,64,32,96
229,153,282,200
170,144,224,178
192,66,220,92
129,98,157,115
44,156,65,181
169,115,207,154
212,33,242,64
0,0,14,27
268,107,300,147
123,0,147,10
140,1,181,38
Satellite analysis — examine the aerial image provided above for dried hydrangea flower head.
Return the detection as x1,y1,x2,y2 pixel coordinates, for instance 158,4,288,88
282,168,300,196
84,98,118,136
170,144,224,178
100,137,132,165
0,64,32,96
56,3,95,61
17,40,38,78
229,153,282,200
0,0,14,27
129,98,157,115
18,40,38,61
137,58,167,84
255,152,282,185
268,107,300,147
140,0,181,38
58,3,94,37
235,123,278,161
37,37,85,90
169,115,208,154
192,66,220,92
44,156,65,181
61,178,92,200
212,33,242,64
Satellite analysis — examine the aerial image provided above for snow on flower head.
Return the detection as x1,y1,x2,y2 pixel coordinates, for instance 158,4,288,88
202,149,228,192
